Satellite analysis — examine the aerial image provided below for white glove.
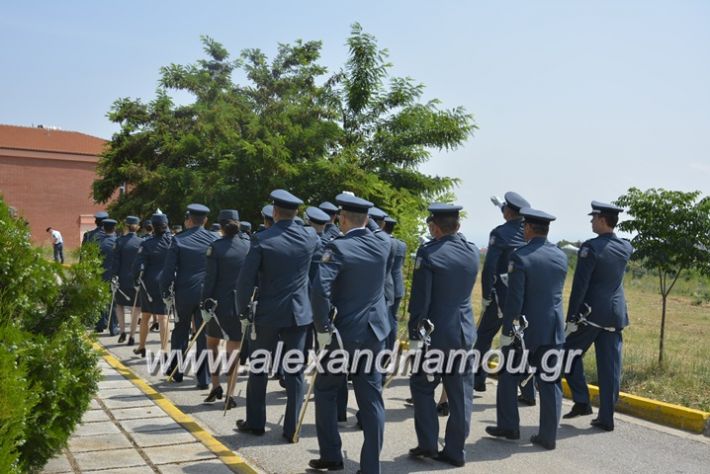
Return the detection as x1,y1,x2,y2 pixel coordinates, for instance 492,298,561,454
500,334,514,347
201,309,213,323
240,318,250,335
565,321,578,337
409,339,424,351
317,331,332,349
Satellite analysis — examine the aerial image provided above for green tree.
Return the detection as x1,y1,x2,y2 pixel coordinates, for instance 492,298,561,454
615,187,710,365
92,25,474,238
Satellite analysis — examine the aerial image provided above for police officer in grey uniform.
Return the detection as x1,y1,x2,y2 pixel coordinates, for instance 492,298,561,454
209,222,222,238
202,210,250,406
474,192,535,406
132,213,172,356
563,201,633,431
383,216,406,349
82,211,109,246
111,216,143,344
486,207,567,450
235,190,319,441
97,219,119,334
408,204,479,468
161,204,218,388
239,221,252,239
319,201,341,241
309,193,391,474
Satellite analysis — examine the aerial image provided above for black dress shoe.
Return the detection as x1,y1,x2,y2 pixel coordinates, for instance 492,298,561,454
133,347,146,357
236,419,265,436
150,322,160,332
126,336,135,346
204,386,224,402
517,395,536,406
307,458,344,471
485,426,520,440
530,434,556,450
563,402,593,419
474,379,486,392
405,397,414,405
409,446,436,458
225,396,237,410
437,401,449,416
433,451,465,467
196,383,209,390
590,418,614,431
117,332,126,343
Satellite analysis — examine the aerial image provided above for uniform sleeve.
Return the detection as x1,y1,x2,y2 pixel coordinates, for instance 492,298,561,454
502,252,525,335
111,240,122,279
481,229,503,299
566,242,597,319
309,239,324,283
310,243,343,332
202,244,217,302
160,238,179,296
132,243,145,283
392,241,406,298
407,247,433,339
236,236,262,316
366,217,380,232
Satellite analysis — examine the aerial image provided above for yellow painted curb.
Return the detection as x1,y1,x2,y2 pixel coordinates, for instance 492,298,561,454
560,379,710,435
93,342,260,474
475,357,710,435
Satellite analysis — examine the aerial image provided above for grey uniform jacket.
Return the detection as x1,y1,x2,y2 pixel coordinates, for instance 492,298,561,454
567,233,633,329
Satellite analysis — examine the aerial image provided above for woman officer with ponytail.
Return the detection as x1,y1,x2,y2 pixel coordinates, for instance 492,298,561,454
202,209,250,407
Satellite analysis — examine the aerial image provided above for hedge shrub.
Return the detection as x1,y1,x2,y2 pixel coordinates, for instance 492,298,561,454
0,197,108,473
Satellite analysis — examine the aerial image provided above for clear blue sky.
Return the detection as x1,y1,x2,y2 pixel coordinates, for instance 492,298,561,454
2,1,708,246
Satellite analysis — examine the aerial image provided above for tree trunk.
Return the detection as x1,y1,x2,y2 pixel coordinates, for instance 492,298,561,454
659,294,667,366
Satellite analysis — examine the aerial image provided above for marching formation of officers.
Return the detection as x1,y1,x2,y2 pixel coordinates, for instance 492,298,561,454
83,189,632,473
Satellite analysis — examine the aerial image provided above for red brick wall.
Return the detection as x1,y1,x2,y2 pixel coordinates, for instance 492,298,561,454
0,151,106,249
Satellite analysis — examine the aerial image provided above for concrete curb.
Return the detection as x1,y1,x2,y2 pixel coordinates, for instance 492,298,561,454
92,342,261,474
560,379,710,435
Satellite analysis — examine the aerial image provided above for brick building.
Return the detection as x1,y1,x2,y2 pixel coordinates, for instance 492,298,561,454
0,124,108,249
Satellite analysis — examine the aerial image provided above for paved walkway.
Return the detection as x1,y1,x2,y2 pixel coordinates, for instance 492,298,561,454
95,333,710,474
42,357,239,474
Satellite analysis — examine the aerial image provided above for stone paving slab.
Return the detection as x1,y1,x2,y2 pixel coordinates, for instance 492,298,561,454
119,417,183,433
158,460,236,474
73,420,122,437
84,468,155,474
101,393,154,409
111,405,169,421
73,447,145,471
98,385,147,396
142,442,217,465
81,408,111,423
41,453,73,473
68,432,133,452
98,379,138,389
130,427,198,447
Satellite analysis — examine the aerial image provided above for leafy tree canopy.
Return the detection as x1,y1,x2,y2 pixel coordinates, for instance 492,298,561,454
93,24,475,250
615,187,710,364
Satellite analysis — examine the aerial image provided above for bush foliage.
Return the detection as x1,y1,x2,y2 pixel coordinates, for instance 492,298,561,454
0,197,108,473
